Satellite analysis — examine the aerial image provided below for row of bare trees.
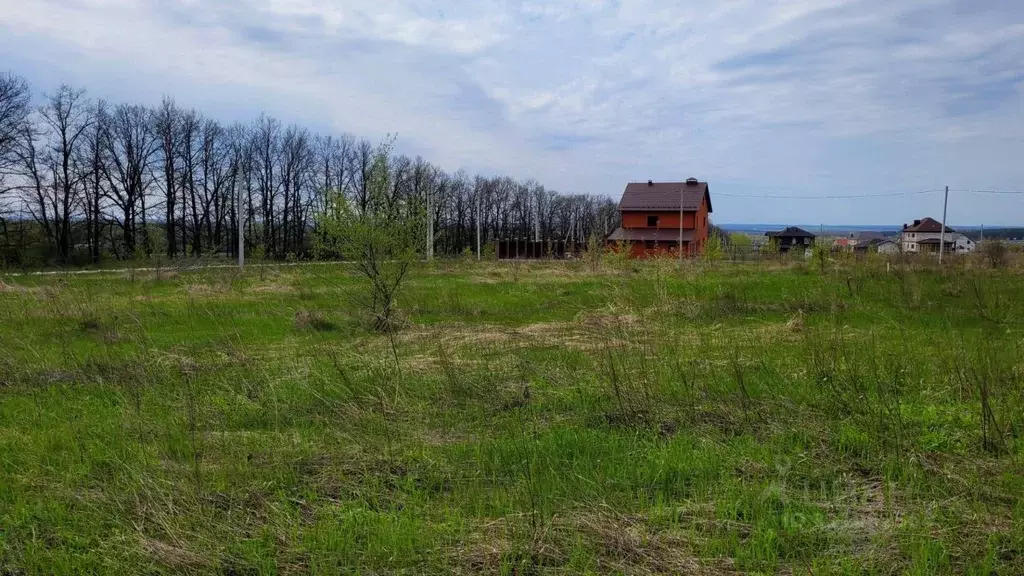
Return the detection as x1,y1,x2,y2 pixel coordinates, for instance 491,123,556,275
0,73,620,267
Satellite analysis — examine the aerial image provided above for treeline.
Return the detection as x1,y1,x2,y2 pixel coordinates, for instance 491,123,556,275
962,229,1024,242
0,73,620,267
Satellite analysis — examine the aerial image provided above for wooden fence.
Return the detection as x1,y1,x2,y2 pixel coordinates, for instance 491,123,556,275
496,239,588,259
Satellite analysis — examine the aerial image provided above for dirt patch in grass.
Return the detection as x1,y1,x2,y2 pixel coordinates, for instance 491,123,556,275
785,311,806,332
250,283,296,294
122,269,180,282
405,354,440,373
400,316,644,353
822,479,901,554
184,283,217,295
0,279,56,295
464,262,617,284
456,510,736,575
142,537,212,571
0,279,29,293
400,322,547,350
742,320,806,344
416,428,478,446
566,511,742,575
37,368,82,386
573,308,641,331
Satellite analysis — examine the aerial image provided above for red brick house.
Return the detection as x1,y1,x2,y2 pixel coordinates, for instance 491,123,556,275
607,178,713,257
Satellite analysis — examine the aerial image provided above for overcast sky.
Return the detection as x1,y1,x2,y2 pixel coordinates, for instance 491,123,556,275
2,0,1022,225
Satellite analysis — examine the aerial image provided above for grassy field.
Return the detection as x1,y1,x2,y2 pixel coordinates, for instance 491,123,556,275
1,257,1022,574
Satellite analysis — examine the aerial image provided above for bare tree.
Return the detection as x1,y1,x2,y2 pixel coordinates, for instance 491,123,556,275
252,115,281,256
0,73,31,194
42,86,93,262
104,104,157,258
200,118,232,252
14,86,93,263
0,74,32,256
177,109,202,256
352,138,374,213
154,97,181,257
279,125,311,257
82,100,108,263
231,125,255,259
0,74,621,265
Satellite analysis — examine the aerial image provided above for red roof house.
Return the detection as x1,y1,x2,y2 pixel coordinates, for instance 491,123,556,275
607,178,713,257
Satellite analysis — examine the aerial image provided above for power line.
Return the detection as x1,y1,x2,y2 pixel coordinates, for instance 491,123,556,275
952,189,1024,195
714,188,1024,200
714,189,942,200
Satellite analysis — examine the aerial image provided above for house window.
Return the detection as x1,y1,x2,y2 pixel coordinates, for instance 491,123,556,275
644,240,656,250
647,215,659,227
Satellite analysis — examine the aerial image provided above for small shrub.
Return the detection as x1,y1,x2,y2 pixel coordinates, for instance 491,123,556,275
481,241,497,261
584,235,604,272
811,242,831,273
602,240,631,271
315,138,423,333
941,279,964,298
978,240,1010,269
785,311,806,332
508,258,523,283
759,238,780,261
702,233,724,263
78,316,104,333
294,309,336,332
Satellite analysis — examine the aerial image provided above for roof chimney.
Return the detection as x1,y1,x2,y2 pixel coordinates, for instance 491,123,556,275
647,180,653,186
913,219,921,226
686,177,699,185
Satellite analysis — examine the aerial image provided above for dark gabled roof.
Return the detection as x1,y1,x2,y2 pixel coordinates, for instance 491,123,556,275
855,232,891,241
864,237,895,246
618,181,712,213
766,226,816,238
903,217,955,233
607,228,696,242
853,237,895,251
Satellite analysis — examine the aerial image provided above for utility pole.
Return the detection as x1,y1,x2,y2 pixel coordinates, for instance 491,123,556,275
678,186,684,265
534,198,540,243
939,185,949,264
238,182,245,268
426,189,433,261
476,192,481,261
980,224,984,243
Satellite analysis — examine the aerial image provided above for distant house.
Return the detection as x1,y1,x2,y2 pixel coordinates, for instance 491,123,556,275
607,178,712,257
901,217,975,254
765,227,816,253
832,235,856,250
854,237,898,254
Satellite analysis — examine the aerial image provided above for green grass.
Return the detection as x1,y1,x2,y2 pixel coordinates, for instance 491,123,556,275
1,258,1022,574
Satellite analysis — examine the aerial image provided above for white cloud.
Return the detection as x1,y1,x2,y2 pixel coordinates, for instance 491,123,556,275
1,0,1021,223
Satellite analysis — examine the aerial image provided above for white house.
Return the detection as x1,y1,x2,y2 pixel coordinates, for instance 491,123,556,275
877,239,900,254
901,217,975,254
853,237,899,254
